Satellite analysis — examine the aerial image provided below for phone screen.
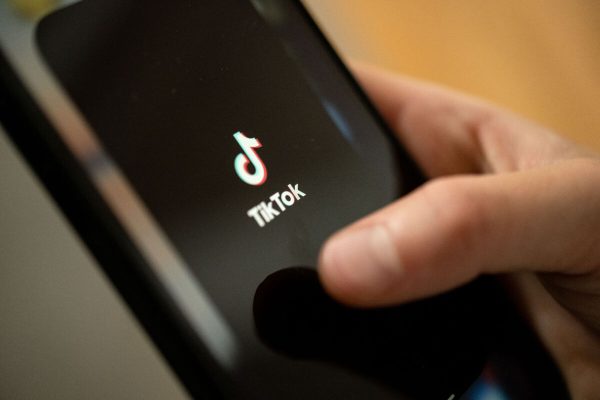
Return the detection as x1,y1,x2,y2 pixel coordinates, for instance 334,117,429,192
37,0,401,292
16,0,487,398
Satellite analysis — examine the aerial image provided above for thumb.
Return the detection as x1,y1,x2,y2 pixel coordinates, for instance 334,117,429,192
318,159,600,307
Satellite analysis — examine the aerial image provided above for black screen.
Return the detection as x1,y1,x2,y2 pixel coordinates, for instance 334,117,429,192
36,1,489,398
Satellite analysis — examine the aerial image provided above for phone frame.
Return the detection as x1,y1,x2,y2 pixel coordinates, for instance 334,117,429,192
0,1,422,398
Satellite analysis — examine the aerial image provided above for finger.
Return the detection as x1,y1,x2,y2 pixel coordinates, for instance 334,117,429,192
318,159,600,307
352,62,579,176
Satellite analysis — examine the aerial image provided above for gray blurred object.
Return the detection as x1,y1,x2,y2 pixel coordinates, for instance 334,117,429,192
0,127,188,400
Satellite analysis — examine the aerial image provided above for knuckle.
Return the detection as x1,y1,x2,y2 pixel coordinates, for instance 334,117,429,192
419,178,490,255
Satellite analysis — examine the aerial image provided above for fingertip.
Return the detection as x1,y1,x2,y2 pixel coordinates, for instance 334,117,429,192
317,233,361,306
317,226,404,308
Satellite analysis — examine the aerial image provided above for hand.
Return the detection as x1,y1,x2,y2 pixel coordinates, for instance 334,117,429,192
318,63,600,398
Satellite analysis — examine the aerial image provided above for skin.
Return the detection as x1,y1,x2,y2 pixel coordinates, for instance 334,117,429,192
318,63,600,399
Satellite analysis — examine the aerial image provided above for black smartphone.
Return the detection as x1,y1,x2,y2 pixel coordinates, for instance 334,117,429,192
0,1,501,399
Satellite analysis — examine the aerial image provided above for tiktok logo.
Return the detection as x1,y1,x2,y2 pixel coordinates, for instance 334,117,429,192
233,131,308,227
234,132,268,186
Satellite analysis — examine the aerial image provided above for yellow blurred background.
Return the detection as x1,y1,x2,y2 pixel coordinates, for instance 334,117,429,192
304,0,600,151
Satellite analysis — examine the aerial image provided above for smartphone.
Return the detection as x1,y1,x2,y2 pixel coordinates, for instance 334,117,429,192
0,1,500,399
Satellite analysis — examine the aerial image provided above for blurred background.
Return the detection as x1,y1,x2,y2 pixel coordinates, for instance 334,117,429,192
303,0,600,151
1,0,599,399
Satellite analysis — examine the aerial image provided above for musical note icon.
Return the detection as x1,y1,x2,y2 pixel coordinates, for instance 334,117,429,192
234,131,268,186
